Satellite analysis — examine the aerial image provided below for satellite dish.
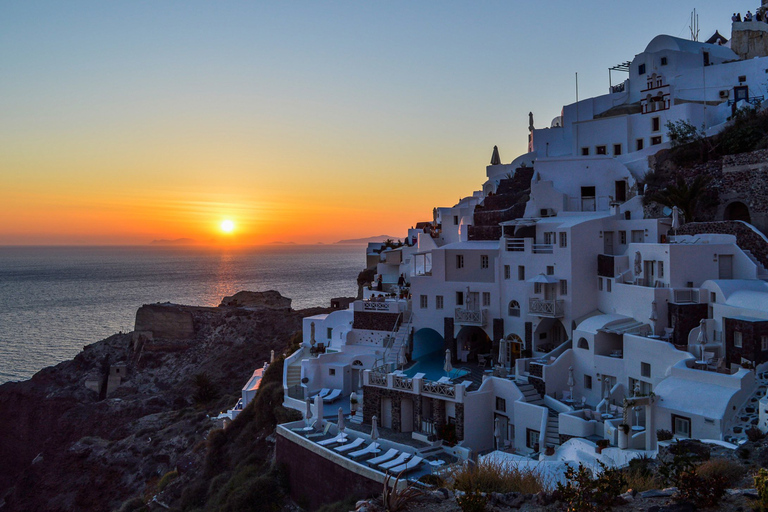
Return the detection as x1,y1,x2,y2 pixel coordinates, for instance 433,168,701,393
662,206,672,217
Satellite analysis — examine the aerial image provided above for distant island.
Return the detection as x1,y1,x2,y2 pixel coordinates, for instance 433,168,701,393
270,241,296,245
335,235,398,244
150,238,196,245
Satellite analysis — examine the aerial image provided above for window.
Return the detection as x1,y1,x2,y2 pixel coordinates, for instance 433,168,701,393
544,232,555,244
518,266,525,281
620,231,627,244
658,261,664,278
508,300,521,317
739,75,747,83
607,279,612,293
546,265,554,275
327,327,333,339
481,255,489,269
496,397,506,412
762,335,768,351
581,147,590,156
577,337,589,349
504,265,511,279
652,117,660,131
641,362,651,378
453,215,459,225
661,56,668,66
672,414,691,437
598,278,603,291
456,254,464,269
526,428,540,449
456,291,464,306
420,295,428,308
584,375,592,389
559,232,567,248
482,292,491,307
636,138,644,151
596,145,607,155
329,368,336,376
651,136,662,145
613,144,622,156
560,279,568,295
534,283,542,294
638,63,646,75
631,230,644,243
703,51,710,66
734,331,743,348
436,295,444,310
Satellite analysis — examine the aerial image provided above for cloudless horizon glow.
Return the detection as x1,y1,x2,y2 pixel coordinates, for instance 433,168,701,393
0,1,749,245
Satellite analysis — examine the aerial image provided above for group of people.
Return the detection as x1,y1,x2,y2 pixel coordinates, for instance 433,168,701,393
733,10,768,22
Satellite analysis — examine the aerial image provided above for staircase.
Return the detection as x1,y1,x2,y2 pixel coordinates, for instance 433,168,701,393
744,249,768,280
384,316,412,368
517,383,561,448
285,364,302,399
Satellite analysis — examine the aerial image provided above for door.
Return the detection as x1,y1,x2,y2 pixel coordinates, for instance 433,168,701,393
401,398,414,433
644,260,655,287
381,398,393,429
494,414,509,449
467,292,479,311
615,181,627,202
718,255,733,279
604,231,614,255
544,283,556,301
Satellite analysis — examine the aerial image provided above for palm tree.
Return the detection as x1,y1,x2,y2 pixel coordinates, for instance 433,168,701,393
647,175,710,223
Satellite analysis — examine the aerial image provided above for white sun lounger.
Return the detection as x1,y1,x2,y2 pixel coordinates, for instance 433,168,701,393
323,389,342,403
349,442,381,458
378,452,412,470
366,448,399,466
312,388,331,399
305,422,331,438
387,456,423,474
334,437,365,452
317,433,348,446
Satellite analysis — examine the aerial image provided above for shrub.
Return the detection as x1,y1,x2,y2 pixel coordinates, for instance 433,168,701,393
456,489,487,512
755,468,768,511
418,474,444,487
656,429,673,441
156,470,178,492
658,448,726,508
622,455,659,492
747,426,766,443
192,372,219,405
697,458,746,487
382,471,423,512
447,458,549,494
554,461,626,512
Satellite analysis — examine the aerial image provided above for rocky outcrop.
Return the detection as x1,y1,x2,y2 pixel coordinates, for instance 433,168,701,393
0,293,330,512
219,290,292,310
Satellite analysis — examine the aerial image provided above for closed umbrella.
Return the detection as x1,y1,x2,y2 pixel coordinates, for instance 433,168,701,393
314,393,324,429
603,380,611,415
499,339,508,369
304,398,313,428
270,349,275,363
494,417,502,450
672,206,681,236
649,300,658,335
310,322,316,347
634,251,643,276
358,369,364,391
444,349,453,378
697,318,708,361
337,407,345,434
567,366,575,401
371,415,379,441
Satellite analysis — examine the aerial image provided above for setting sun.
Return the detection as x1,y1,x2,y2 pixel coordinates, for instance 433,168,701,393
220,219,235,233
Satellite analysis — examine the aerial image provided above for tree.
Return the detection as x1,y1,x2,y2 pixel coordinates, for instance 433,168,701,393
647,175,710,223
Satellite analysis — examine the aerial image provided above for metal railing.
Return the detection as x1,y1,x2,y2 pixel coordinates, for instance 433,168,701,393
455,308,487,326
532,244,554,254
422,380,456,398
528,298,565,317
363,301,393,311
369,372,388,387
506,238,525,252
392,375,413,391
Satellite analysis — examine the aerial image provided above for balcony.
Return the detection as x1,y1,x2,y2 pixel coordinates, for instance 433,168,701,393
528,298,565,318
503,238,553,254
455,307,488,326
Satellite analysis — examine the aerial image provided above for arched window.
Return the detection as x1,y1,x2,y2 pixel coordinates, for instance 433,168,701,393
577,337,589,350
508,300,521,317
352,360,364,367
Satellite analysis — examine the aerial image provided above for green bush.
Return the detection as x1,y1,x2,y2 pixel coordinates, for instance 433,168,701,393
554,461,626,512
456,490,487,512
656,429,673,441
658,447,726,508
755,468,768,511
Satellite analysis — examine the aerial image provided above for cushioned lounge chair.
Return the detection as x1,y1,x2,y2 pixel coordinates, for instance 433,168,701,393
366,448,399,466
387,456,423,474
323,389,342,403
349,442,381,458
334,437,365,452
378,452,412,470
318,433,348,446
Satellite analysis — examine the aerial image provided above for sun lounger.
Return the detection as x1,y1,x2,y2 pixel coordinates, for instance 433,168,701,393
387,456,423,474
366,448,399,466
378,452,412,470
412,373,426,380
437,377,451,384
312,388,331,399
317,433,348,446
323,389,342,403
349,442,381,458
334,437,365,452
305,422,331,438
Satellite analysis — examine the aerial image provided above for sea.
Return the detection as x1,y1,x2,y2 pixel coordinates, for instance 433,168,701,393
0,245,365,384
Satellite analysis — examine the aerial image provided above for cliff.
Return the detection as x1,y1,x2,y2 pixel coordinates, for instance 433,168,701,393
0,293,329,512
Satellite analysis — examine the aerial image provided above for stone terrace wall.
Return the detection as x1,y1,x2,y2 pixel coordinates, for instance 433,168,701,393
676,221,768,269
352,312,400,332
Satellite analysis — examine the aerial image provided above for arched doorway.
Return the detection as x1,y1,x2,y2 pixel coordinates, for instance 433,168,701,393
533,319,567,354
456,326,491,363
499,333,523,369
412,328,444,360
724,201,751,223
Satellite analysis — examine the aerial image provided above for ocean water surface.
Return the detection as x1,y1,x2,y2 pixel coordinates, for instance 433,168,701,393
0,245,364,384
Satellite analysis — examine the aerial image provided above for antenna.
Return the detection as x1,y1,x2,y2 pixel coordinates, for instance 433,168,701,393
690,8,699,41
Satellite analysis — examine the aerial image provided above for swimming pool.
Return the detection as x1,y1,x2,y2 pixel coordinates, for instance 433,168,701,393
403,349,469,381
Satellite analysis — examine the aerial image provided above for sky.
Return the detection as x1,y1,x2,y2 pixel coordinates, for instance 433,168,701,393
0,1,750,245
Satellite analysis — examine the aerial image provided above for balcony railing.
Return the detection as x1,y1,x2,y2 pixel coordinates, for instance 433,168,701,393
506,238,525,252
532,244,553,254
673,289,696,303
369,372,388,387
455,308,488,326
392,375,413,391
422,380,456,398
528,298,565,318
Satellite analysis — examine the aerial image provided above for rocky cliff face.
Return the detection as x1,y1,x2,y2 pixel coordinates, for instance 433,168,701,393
0,293,329,512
